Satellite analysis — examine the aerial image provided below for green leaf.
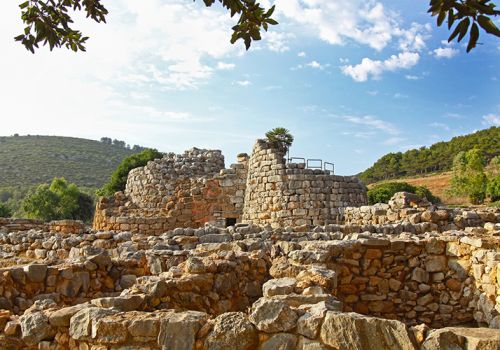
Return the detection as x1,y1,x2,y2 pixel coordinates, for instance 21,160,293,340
477,15,500,36
19,1,30,9
466,22,479,52
457,17,470,42
437,10,446,26
447,9,455,29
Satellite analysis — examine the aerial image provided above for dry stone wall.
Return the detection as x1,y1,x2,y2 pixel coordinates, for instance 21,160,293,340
242,139,367,228
93,151,248,234
1,206,500,349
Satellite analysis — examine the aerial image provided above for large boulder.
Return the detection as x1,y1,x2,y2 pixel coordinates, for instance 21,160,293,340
48,303,91,327
249,298,298,333
69,307,117,340
204,312,258,350
421,327,500,350
158,311,208,350
20,311,56,345
320,312,417,350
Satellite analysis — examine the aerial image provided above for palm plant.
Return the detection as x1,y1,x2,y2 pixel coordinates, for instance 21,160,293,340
265,127,294,154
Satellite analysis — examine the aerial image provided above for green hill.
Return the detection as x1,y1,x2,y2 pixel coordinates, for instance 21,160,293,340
360,126,500,184
0,135,142,189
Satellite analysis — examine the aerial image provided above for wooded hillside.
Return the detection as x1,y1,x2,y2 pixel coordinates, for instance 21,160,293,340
360,127,500,184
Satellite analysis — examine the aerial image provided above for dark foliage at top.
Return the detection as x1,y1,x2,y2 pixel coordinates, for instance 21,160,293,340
97,149,164,197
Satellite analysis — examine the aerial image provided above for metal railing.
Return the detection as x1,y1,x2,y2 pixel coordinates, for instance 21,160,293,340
287,157,335,174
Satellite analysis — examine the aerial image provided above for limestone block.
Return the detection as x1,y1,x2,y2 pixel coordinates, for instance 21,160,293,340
158,311,208,350
249,298,298,333
204,312,257,350
320,312,417,350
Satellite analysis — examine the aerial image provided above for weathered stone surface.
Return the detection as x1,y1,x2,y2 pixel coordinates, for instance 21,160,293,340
20,311,56,345
263,278,297,297
91,295,144,311
205,312,258,350
261,333,298,350
320,312,417,350
422,327,500,350
69,307,116,340
158,311,207,350
23,264,47,283
249,298,298,333
48,303,91,327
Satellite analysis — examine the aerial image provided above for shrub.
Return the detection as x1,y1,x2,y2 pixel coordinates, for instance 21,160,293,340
0,202,12,218
22,178,94,222
449,149,488,204
414,186,440,204
265,127,294,154
97,148,163,197
486,175,500,202
367,182,416,204
367,182,438,205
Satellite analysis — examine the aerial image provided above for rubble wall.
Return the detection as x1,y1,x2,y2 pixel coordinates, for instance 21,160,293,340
242,139,367,227
93,150,248,234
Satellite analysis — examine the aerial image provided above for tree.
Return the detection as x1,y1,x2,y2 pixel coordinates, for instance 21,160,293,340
22,177,94,222
97,148,163,197
449,149,488,204
14,0,499,54
0,202,12,218
265,127,294,155
15,0,277,53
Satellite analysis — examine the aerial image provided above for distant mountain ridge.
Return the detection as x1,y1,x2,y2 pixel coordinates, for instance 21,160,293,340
360,126,500,184
0,135,143,188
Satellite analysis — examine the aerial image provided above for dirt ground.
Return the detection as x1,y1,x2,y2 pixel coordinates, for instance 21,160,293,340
368,172,469,205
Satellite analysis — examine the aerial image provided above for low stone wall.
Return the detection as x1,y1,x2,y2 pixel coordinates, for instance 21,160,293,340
0,218,47,232
0,218,86,235
0,250,147,314
242,139,367,228
343,202,499,231
1,231,499,349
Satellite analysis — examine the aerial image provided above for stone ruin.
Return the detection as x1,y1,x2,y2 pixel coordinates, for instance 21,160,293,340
93,139,367,233
0,139,499,350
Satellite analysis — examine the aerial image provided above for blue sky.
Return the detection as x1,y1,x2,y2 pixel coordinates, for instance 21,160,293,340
1,0,499,175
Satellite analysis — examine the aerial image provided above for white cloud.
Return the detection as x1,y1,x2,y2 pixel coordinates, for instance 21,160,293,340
265,31,294,52
275,1,431,52
306,61,329,70
429,122,451,131
383,137,406,145
298,51,307,57
433,47,459,59
367,90,379,96
343,115,399,135
216,62,236,70
482,113,500,126
405,74,421,80
236,80,252,86
444,113,463,119
394,93,408,99
341,52,420,82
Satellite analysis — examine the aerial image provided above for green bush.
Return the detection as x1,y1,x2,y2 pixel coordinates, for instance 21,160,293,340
367,182,438,205
367,182,417,204
0,202,12,217
97,149,163,197
449,149,488,204
22,178,94,222
414,186,440,204
486,175,500,202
